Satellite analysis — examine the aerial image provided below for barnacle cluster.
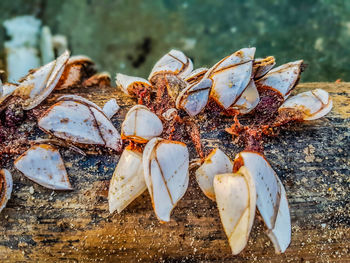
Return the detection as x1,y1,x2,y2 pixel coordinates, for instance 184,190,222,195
0,47,332,255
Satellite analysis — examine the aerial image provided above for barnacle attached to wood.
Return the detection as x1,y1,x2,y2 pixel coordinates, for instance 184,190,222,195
207,47,255,110
143,138,189,222
213,166,256,255
176,78,212,117
277,88,332,121
234,151,291,254
116,73,152,97
14,144,72,190
148,49,193,83
121,105,163,143
195,148,233,200
38,95,122,151
108,146,146,214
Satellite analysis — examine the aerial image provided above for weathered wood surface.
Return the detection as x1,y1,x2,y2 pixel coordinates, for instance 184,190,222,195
0,82,349,262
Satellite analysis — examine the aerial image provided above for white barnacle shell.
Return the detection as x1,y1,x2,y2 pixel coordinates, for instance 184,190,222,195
195,148,233,200
121,105,163,143
256,60,304,99
253,56,276,79
143,138,189,222
116,73,152,96
14,50,70,110
206,47,256,109
234,151,291,253
176,78,212,117
14,144,72,190
279,89,332,120
108,147,146,214
184,67,208,84
230,80,260,114
38,96,122,151
268,177,291,254
148,49,193,81
55,55,95,90
0,169,13,213
0,83,18,107
103,98,120,119
1,83,18,98
213,166,256,255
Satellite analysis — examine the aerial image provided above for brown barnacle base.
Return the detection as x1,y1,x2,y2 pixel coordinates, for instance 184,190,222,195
252,86,285,124
224,87,285,153
150,73,177,115
0,98,40,167
203,99,234,130
272,107,304,127
225,90,305,153
225,116,265,153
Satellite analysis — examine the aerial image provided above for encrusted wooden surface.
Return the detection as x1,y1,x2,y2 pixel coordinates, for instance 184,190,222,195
0,82,349,262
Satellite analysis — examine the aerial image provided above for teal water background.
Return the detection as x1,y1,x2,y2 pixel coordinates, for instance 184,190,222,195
1,0,350,82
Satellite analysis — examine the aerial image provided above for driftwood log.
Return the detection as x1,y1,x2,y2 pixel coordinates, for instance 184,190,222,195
0,82,349,262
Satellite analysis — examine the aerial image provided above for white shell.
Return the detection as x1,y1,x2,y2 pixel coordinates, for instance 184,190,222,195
15,50,70,110
267,177,291,254
279,89,332,120
184,67,208,84
121,105,163,143
108,148,146,214
195,148,233,200
207,48,255,109
213,167,256,255
235,151,291,253
231,80,260,114
38,98,122,151
0,169,13,213
2,83,18,96
0,83,18,105
116,73,151,96
256,60,303,99
143,138,189,222
14,144,72,190
253,56,276,79
148,49,193,81
176,78,212,117
103,98,120,119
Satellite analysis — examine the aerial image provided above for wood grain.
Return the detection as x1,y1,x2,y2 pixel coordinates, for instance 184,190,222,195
0,82,349,262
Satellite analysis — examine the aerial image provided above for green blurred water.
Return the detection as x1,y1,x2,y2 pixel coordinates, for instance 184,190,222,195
1,0,350,82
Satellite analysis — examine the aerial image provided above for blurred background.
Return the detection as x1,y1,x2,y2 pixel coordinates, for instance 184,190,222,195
0,0,350,82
